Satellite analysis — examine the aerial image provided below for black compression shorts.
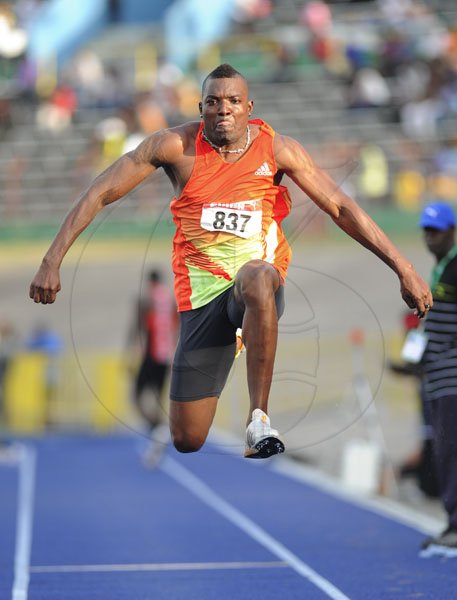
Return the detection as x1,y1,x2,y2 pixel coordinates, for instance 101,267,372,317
170,285,285,402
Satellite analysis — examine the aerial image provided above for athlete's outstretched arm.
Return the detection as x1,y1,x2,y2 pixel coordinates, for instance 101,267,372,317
274,134,433,317
29,129,182,304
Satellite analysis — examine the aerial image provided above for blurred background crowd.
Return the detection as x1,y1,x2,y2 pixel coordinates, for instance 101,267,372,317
0,0,456,231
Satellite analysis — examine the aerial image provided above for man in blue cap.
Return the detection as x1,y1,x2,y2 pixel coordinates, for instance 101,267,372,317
419,201,457,557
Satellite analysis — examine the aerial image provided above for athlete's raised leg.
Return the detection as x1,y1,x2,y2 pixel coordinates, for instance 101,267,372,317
233,260,285,458
233,260,280,422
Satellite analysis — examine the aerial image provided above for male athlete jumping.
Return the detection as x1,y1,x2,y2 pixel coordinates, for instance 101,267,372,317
30,64,432,458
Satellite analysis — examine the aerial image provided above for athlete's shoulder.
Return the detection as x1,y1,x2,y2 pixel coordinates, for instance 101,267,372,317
131,121,200,167
168,121,200,150
272,131,312,172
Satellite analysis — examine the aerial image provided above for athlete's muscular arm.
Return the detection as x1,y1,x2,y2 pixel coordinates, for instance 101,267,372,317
29,127,187,304
274,134,433,316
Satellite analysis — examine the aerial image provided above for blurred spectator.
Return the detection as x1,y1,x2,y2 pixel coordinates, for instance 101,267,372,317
35,83,78,133
25,323,64,355
433,141,457,178
392,60,430,106
389,311,439,499
68,52,130,110
135,96,168,137
152,60,184,123
428,172,457,204
427,141,457,201
0,97,12,138
92,115,128,171
300,0,333,63
300,1,332,35
175,76,201,119
357,144,389,204
419,201,457,555
98,64,131,109
0,321,18,427
345,30,379,72
231,0,272,34
0,5,28,60
378,0,414,25
70,48,105,107
393,167,426,212
400,98,443,140
0,0,42,97
71,113,127,187
3,154,27,218
348,67,391,108
127,269,177,467
73,99,168,204
25,323,64,416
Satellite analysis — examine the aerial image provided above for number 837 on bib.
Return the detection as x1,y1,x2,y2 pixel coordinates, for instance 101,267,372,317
200,201,263,239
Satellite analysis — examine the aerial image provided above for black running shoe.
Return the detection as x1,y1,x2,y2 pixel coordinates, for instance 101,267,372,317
244,409,285,459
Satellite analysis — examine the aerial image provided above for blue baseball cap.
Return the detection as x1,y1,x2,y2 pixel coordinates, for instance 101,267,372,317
419,202,456,231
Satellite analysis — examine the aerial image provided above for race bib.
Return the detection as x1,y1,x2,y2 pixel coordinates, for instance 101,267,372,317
200,201,262,239
401,329,428,363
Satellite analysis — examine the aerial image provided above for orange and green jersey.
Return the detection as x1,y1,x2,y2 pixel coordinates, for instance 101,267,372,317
170,119,292,311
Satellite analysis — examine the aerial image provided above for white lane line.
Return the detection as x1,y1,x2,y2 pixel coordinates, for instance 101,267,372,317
30,561,288,574
161,456,350,600
0,444,23,466
11,445,37,600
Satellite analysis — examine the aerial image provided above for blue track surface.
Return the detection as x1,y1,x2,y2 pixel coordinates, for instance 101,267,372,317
1,435,455,600
0,464,17,599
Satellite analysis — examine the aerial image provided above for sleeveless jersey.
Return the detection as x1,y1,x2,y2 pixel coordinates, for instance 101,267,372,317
170,119,292,311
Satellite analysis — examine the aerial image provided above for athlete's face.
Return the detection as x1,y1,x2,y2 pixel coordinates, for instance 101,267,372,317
200,77,253,147
423,227,455,260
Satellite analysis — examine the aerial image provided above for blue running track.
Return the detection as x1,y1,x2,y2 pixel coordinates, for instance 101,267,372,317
0,434,454,600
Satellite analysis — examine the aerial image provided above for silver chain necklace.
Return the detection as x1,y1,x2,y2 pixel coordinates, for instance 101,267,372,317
202,126,250,154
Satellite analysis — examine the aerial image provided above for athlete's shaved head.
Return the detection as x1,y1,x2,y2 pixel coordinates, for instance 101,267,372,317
199,63,253,148
202,64,247,95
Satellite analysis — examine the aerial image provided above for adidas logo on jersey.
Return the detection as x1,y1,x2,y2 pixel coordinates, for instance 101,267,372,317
254,162,273,176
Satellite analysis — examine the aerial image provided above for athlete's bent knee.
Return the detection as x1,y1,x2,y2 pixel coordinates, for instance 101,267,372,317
171,431,206,454
237,261,278,305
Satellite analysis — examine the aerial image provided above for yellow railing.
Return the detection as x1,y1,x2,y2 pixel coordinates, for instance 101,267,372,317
3,351,137,434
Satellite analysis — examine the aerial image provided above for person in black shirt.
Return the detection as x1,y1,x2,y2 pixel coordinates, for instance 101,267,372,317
419,201,457,557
